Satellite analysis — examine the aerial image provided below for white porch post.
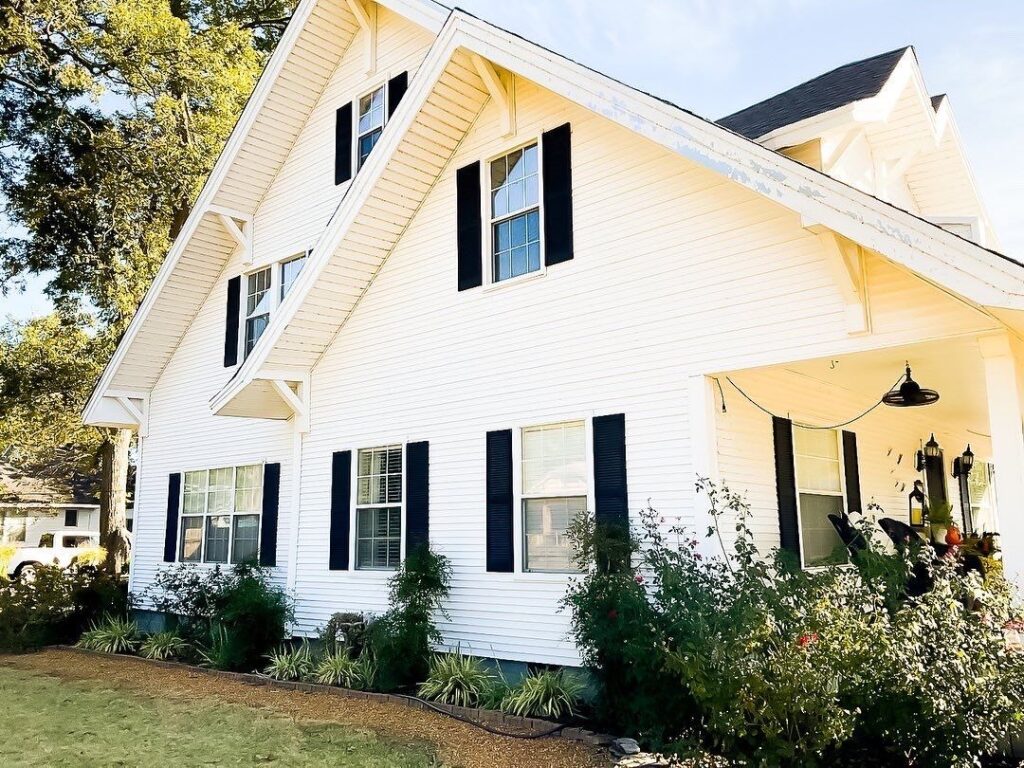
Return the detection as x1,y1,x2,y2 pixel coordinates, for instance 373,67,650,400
979,334,1024,582
688,374,723,559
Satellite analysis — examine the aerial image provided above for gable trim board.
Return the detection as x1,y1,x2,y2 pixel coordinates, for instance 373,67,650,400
89,5,1024,426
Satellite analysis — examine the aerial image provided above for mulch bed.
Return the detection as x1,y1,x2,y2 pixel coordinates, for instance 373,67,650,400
0,648,612,768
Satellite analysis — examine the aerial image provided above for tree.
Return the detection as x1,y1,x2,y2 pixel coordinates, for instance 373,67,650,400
0,0,296,572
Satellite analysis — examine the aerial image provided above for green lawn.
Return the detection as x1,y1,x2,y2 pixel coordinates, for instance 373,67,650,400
0,666,439,767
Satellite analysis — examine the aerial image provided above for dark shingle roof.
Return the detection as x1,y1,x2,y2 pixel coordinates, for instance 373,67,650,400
718,47,912,139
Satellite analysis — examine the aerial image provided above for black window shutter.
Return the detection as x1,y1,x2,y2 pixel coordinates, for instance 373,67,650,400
842,431,862,516
406,441,429,553
329,451,352,570
163,473,182,562
387,71,408,118
335,102,354,185
259,463,281,567
456,162,483,291
223,276,240,367
772,417,801,559
541,122,574,266
593,414,629,571
486,430,514,572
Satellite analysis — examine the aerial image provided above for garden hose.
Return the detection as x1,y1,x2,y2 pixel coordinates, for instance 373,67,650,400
391,694,568,739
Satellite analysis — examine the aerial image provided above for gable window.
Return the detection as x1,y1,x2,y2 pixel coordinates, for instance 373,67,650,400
244,267,271,357
793,427,848,567
280,253,308,300
490,143,541,282
179,464,263,565
357,86,385,169
521,421,586,573
355,445,402,570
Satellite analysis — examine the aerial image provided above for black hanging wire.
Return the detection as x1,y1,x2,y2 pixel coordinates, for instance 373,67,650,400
723,372,907,430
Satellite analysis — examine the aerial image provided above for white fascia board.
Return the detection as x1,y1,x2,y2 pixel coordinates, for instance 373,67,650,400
84,0,447,425
214,10,1024,412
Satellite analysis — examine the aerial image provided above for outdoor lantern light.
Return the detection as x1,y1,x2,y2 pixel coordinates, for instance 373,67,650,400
952,444,975,478
924,434,941,459
882,364,940,408
909,480,927,528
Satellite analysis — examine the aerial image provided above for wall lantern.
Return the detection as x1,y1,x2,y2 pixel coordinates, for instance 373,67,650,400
916,434,941,472
908,479,927,528
952,444,975,478
882,364,940,408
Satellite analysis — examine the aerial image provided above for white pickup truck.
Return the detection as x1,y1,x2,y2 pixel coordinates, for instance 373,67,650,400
6,530,101,580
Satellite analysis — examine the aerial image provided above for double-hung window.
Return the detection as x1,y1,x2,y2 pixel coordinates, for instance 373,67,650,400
357,86,385,169
279,253,308,300
179,464,263,565
355,445,403,570
793,427,847,567
521,421,586,573
244,267,272,357
490,144,541,282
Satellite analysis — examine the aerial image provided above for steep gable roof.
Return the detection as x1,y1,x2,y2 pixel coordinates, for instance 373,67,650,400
718,47,911,140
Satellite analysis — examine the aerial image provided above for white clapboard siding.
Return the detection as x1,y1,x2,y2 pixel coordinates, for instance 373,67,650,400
131,52,1001,665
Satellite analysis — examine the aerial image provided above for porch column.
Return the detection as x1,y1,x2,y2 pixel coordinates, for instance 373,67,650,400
688,374,724,559
979,334,1024,582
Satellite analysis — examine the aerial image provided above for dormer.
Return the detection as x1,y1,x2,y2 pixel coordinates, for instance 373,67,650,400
719,47,997,249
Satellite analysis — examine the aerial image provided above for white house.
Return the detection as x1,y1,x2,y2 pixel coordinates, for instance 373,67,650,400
83,0,1024,667
0,455,102,546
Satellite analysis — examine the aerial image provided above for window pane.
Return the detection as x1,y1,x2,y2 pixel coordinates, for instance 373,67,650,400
245,314,269,356
524,497,585,572
180,517,203,562
794,428,842,493
522,422,587,496
246,268,271,316
357,446,402,505
492,208,541,282
231,515,260,564
794,428,839,460
358,128,382,168
205,515,230,564
356,506,401,570
280,255,307,300
799,493,847,567
184,470,208,494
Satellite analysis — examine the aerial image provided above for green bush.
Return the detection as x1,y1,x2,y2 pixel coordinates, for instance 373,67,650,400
314,649,376,690
147,562,291,671
365,545,451,693
564,479,1024,766
417,649,495,708
78,615,139,654
263,641,316,681
317,612,370,657
139,631,189,661
0,564,127,652
501,669,585,720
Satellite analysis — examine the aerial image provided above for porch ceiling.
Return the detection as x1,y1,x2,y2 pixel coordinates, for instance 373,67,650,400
731,336,990,439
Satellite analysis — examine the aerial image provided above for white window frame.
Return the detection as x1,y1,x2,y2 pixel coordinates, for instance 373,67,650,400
237,249,312,361
279,250,310,302
506,415,595,579
482,136,547,289
178,463,264,566
352,443,406,572
355,80,388,171
792,426,848,569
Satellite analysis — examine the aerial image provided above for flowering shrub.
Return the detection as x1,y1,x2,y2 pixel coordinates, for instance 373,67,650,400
563,479,1024,767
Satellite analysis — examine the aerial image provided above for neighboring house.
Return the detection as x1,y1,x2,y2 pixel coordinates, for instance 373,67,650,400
82,0,1024,667
0,455,101,547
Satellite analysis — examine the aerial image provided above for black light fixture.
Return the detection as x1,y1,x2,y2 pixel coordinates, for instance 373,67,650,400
917,434,941,472
882,364,940,408
952,444,975,478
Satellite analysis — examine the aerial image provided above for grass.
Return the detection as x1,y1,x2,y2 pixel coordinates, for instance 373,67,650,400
0,665,439,768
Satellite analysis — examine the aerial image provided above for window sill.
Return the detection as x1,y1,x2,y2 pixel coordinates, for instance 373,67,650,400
489,571,579,585
480,267,547,294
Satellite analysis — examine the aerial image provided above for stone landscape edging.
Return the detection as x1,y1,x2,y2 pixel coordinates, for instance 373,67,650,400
56,645,614,748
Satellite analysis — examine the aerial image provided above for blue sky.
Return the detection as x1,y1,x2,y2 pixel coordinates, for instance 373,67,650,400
5,0,1022,321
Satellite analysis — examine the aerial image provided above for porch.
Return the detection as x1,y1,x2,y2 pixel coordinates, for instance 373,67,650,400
699,332,1024,577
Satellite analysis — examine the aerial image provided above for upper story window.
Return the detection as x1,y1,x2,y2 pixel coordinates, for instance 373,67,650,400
490,143,541,282
179,464,263,565
793,427,847,568
521,421,586,573
355,445,403,570
280,253,308,300
357,86,385,169
244,267,271,357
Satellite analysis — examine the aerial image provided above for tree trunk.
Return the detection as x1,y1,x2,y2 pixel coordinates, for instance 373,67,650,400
100,428,133,575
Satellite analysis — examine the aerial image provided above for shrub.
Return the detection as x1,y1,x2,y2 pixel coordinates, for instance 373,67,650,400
563,479,1024,766
417,649,495,708
365,545,451,692
501,669,585,720
317,612,370,656
139,631,189,661
264,641,316,681
78,615,139,654
146,562,291,671
314,649,376,690
0,564,127,652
